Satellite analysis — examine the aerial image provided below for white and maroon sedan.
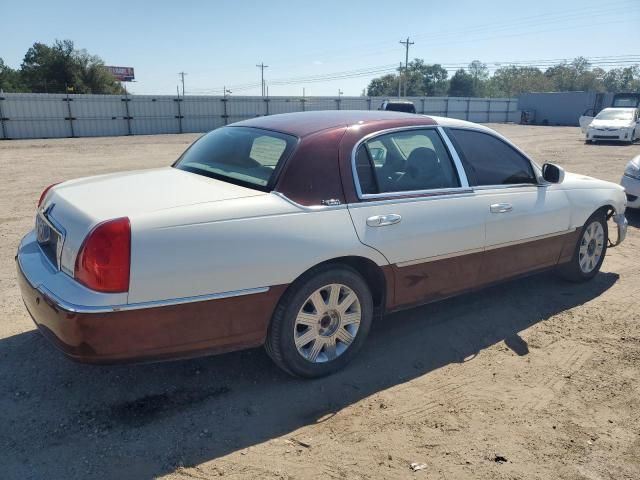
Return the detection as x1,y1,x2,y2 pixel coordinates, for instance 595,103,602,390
17,111,628,377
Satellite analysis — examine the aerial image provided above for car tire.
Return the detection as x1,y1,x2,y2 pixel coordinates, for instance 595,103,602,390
265,265,373,378
557,210,608,283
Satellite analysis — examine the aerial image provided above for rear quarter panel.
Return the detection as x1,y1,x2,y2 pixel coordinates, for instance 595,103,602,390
127,195,388,303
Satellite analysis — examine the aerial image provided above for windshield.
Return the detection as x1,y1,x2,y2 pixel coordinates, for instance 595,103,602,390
175,127,297,190
595,109,634,121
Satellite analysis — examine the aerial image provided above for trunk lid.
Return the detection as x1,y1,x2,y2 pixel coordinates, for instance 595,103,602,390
47,167,265,221
40,167,265,275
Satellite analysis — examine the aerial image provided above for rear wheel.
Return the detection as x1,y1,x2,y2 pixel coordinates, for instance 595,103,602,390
265,266,373,378
557,211,608,282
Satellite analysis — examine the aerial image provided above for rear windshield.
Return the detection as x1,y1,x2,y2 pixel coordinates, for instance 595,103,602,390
175,126,297,190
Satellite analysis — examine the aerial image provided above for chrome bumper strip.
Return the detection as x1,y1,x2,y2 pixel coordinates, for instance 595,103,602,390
17,255,269,314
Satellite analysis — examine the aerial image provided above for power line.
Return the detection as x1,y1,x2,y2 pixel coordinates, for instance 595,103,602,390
241,1,637,72
189,54,639,95
234,0,635,72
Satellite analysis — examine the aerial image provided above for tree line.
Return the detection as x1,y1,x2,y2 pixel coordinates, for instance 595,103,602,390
366,57,640,97
0,40,125,94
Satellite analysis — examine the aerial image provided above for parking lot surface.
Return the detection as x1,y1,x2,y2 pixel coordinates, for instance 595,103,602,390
1,125,639,479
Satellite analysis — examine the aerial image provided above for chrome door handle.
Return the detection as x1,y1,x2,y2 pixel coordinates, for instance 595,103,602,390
366,214,402,227
490,203,512,213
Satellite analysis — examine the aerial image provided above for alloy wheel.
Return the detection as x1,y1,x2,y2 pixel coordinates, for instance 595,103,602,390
579,221,605,273
293,283,361,363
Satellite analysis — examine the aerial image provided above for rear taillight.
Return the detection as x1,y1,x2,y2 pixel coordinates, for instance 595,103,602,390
74,217,131,293
38,183,60,208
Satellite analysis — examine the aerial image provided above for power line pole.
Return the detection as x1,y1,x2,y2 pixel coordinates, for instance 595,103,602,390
256,62,269,97
398,62,402,99
178,72,187,96
399,37,414,97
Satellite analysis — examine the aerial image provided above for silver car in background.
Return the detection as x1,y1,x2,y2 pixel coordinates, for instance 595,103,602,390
622,155,640,209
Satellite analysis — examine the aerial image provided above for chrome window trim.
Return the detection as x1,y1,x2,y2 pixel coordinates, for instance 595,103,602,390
347,189,475,208
472,183,540,191
17,254,271,314
351,125,472,200
437,126,469,187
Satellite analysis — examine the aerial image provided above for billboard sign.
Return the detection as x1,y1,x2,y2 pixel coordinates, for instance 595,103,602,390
106,66,135,82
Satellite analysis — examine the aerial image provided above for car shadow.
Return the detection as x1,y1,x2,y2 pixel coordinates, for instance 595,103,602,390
1,270,619,479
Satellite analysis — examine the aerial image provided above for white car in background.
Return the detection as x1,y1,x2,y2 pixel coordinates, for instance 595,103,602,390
622,155,640,209
583,107,640,144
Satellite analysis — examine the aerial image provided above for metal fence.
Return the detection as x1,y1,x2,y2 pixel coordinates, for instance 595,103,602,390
0,93,520,140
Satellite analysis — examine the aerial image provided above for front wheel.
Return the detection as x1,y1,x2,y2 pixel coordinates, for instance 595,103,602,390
557,211,608,282
265,266,373,378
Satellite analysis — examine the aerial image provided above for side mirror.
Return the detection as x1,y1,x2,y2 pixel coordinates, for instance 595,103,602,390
542,163,565,184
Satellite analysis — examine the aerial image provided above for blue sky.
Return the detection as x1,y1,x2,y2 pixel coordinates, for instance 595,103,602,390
2,0,638,96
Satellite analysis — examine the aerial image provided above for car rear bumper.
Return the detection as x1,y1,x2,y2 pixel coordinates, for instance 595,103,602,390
17,234,285,364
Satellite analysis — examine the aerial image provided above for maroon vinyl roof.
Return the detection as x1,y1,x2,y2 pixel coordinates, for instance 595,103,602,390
230,110,437,137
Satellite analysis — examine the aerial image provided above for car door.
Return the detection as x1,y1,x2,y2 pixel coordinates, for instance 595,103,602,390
346,127,487,308
445,128,572,284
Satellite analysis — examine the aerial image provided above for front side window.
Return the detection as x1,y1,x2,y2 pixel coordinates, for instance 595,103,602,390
355,129,460,195
446,129,536,186
175,126,296,190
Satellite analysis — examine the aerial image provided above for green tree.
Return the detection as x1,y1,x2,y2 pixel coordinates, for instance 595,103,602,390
448,69,475,97
468,60,489,95
366,60,449,97
0,58,27,92
408,59,448,96
20,40,124,94
543,57,604,92
488,66,550,96
603,66,640,92
366,73,400,96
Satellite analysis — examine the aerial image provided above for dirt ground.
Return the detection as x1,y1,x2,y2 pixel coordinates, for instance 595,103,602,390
1,125,639,480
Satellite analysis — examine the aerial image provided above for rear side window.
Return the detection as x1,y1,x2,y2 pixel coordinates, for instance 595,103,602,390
447,129,536,186
355,129,460,195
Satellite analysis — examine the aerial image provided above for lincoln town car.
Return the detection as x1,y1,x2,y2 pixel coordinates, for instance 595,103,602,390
17,111,628,377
